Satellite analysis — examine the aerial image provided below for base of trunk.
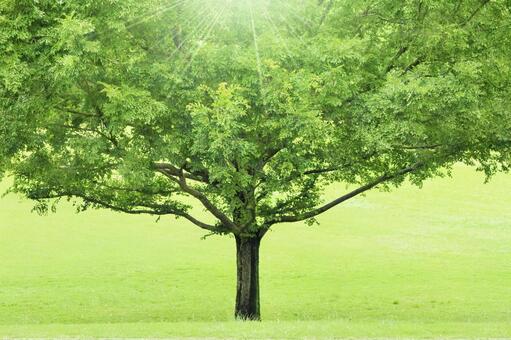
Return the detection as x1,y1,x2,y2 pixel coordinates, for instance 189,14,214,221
235,235,261,321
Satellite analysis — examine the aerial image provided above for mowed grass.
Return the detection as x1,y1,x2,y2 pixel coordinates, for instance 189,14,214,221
0,165,510,338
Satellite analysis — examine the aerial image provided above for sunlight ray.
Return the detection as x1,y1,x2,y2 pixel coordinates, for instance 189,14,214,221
91,0,189,40
249,2,264,90
278,13,308,46
276,1,316,30
156,5,213,63
180,7,226,75
261,5,294,58
124,0,189,30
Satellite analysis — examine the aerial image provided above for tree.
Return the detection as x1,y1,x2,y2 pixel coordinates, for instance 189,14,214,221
1,0,510,320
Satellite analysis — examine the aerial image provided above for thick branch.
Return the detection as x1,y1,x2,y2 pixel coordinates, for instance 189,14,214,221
29,191,218,232
154,162,209,183
176,212,219,231
257,147,284,171
303,167,342,176
267,163,423,225
401,56,423,75
157,168,238,231
385,46,409,73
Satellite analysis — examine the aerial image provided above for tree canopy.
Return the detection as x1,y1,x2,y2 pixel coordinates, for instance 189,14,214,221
1,0,509,233
1,0,511,321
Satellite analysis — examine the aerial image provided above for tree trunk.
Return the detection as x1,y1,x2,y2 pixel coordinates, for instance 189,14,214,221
235,235,261,320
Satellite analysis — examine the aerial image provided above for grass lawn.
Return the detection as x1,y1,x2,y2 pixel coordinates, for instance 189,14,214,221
0,165,510,338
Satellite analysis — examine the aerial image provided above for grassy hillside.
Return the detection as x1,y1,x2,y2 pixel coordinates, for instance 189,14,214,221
0,165,510,338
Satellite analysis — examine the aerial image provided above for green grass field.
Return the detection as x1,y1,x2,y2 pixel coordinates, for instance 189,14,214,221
1,165,510,339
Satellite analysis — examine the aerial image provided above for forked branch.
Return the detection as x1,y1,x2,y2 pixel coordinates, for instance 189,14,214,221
157,167,238,231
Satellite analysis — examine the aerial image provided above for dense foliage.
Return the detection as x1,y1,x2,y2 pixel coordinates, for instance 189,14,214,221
2,0,509,232
1,0,510,319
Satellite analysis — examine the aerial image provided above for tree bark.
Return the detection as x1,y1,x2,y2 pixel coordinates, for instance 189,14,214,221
235,235,261,320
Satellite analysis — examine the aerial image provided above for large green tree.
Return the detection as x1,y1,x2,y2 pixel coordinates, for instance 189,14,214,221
1,0,510,320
